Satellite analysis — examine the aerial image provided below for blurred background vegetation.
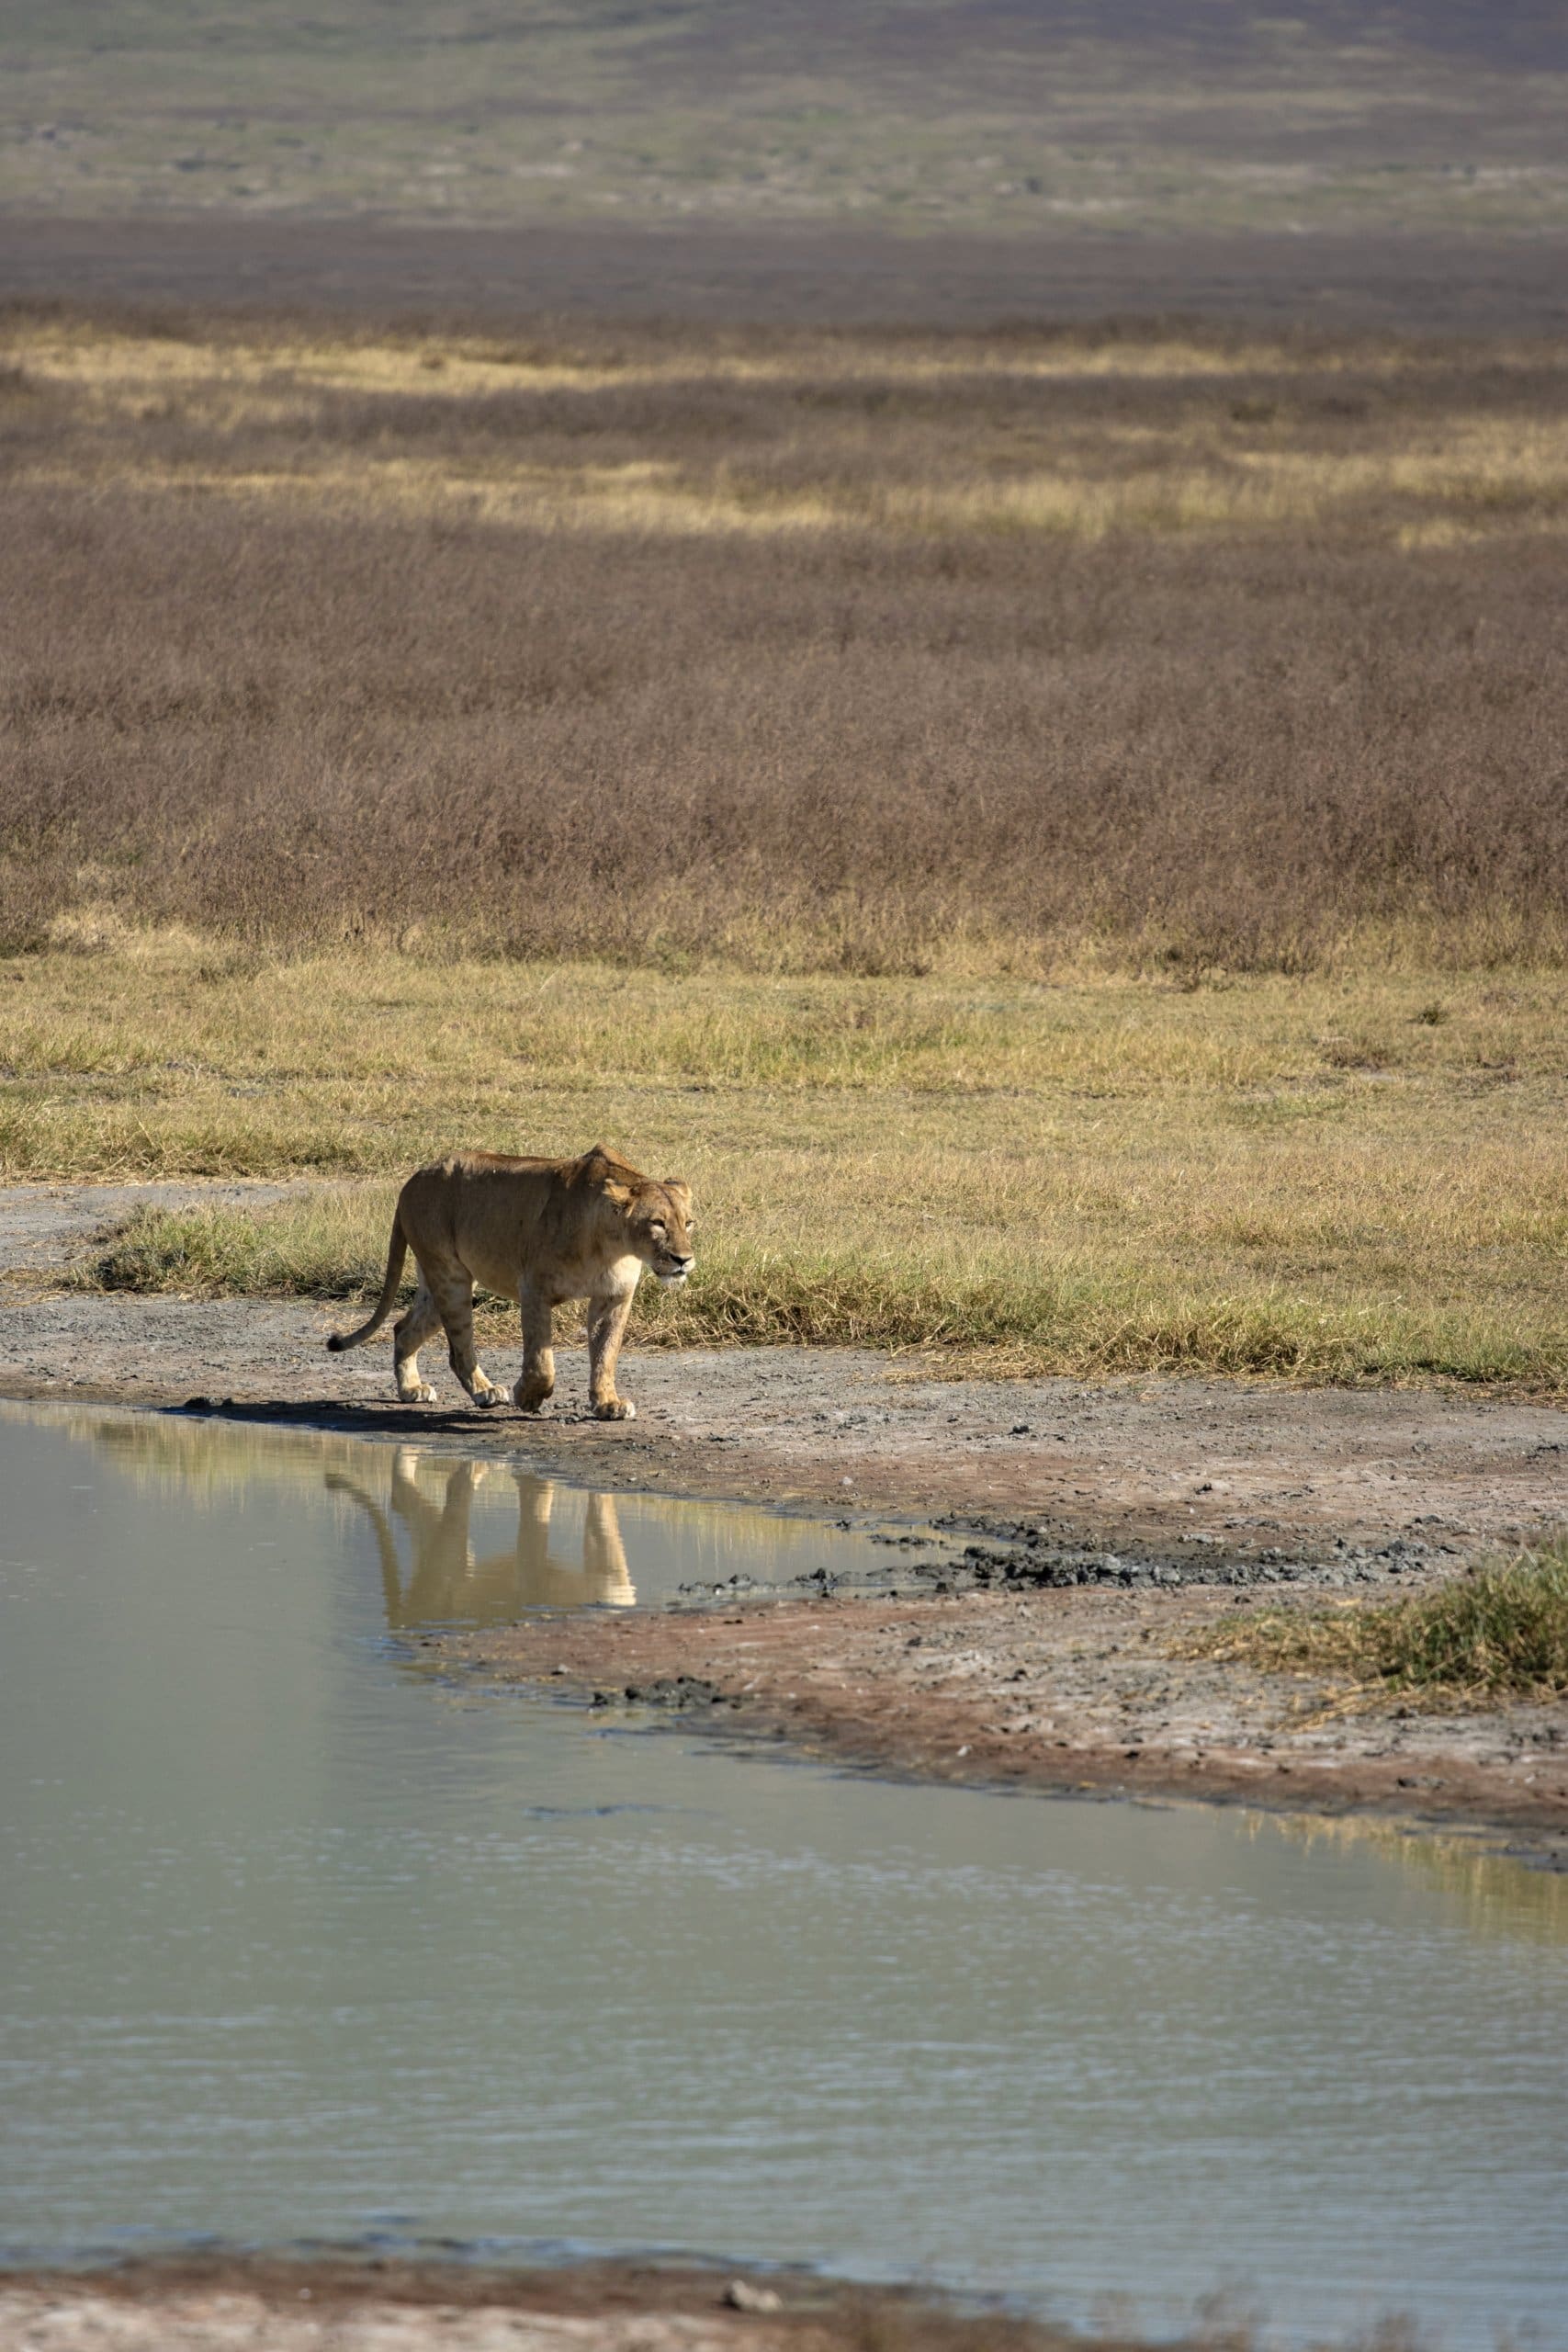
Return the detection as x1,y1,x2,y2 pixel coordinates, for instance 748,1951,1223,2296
4,1,1567,238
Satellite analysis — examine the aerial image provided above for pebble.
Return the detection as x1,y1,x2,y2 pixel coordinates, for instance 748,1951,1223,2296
724,2281,783,2314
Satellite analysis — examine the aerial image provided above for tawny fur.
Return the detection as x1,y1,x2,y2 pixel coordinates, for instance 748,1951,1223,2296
327,1146,694,1420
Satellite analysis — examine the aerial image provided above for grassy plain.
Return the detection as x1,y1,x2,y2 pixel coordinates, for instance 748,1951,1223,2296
4,0,1566,237
6,942,1566,1388
4,307,1567,1388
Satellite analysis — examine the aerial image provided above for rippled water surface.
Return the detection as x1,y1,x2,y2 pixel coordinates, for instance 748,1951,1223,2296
3,1402,1566,2345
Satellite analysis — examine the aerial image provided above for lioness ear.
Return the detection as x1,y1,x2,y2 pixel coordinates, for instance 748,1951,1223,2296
662,1181,693,1213
604,1181,634,1209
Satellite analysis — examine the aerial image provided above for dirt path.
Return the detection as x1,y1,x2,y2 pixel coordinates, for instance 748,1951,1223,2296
6,1182,1568,1865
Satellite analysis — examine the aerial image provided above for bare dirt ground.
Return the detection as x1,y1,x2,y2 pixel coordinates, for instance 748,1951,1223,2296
6,1182,1568,1863
0,2257,1045,2352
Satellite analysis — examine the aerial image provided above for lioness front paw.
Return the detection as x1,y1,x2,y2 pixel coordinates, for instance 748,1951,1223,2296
398,1383,439,1406
592,1397,636,1422
471,1386,504,1409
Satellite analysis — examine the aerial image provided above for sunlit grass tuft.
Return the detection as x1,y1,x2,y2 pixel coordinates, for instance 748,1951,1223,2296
1174,1538,1568,1704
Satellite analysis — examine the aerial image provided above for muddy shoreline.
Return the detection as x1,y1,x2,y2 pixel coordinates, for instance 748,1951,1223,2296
6,1182,1568,1865
0,2254,1089,2352
438,1577,1568,1872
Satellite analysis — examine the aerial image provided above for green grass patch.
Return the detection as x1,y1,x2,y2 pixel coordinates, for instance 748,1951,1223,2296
1176,1540,1568,1704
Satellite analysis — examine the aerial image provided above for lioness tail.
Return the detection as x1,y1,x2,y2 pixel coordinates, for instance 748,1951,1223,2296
326,1211,409,1354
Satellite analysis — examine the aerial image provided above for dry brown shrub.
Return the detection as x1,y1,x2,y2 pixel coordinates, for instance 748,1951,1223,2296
4,310,1567,973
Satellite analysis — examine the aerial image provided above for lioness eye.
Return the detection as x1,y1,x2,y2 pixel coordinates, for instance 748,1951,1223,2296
649,1220,666,1237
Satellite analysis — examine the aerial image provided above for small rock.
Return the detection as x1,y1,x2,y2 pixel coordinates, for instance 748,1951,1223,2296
724,2281,782,2313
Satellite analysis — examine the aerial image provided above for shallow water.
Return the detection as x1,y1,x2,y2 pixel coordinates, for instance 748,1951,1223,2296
2,1401,1566,2346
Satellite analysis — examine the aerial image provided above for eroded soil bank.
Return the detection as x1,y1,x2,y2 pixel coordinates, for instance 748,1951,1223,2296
6,1182,1568,1863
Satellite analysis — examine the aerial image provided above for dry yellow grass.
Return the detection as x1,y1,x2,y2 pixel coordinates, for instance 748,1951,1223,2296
11,315,1568,545
10,937,1567,1389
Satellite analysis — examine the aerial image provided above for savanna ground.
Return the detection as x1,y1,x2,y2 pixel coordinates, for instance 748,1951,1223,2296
6,300,1568,1389
4,295,1568,1855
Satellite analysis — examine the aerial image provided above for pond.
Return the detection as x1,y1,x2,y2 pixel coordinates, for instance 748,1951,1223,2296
2,1401,1565,2346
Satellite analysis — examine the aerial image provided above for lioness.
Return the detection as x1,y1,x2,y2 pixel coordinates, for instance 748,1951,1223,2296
326,1146,694,1420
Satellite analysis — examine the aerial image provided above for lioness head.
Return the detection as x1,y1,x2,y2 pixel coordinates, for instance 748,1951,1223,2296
577,1148,696,1288
623,1175,696,1287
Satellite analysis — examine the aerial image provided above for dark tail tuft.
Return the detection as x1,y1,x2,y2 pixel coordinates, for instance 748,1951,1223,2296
324,1210,409,1355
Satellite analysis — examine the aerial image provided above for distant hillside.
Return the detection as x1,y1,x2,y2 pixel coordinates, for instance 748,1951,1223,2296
4,0,1566,235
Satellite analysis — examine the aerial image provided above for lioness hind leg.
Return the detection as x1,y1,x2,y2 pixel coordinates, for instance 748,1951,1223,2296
393,1283,442,1405
431,1272,504,1408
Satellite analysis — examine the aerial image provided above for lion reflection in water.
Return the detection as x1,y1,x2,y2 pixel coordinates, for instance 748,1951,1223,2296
328,1451,634,1625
